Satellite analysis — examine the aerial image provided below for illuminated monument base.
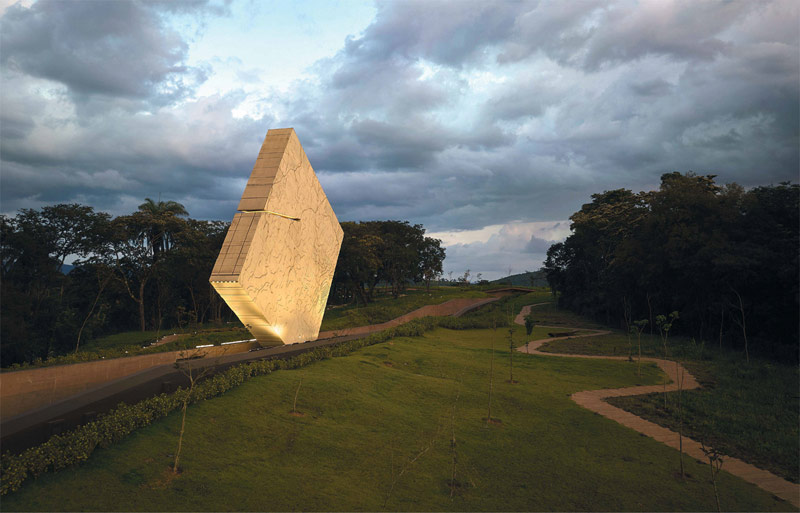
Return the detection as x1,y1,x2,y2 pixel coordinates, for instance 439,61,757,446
210,128,343,346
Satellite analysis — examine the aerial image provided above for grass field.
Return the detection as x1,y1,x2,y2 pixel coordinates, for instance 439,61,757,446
318,287,490,331
3,325,790,511
535,303,800,484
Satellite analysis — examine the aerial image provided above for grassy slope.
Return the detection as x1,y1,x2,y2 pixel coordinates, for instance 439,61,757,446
535,303,800,484
488,270,548,287
319,287,489,331
4,325,788,511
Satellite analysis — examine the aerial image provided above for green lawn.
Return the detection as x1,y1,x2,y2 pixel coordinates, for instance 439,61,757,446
3,326,789,511
536,311,800,484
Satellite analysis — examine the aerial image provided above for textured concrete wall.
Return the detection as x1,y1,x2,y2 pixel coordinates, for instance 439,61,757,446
210,128,343,346
0,342,258,420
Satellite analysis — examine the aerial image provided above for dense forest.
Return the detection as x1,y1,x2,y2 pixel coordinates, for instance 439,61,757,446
0,201,445,367
544,173,799,360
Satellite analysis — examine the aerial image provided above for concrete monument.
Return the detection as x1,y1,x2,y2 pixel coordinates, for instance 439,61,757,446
209,128,343,346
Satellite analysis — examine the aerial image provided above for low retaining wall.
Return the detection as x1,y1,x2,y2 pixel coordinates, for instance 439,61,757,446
0,342,258,420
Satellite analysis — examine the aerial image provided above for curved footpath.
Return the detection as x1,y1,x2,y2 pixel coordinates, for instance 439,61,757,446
514,304,799,508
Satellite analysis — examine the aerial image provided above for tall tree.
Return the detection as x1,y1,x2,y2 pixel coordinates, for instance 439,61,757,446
330,220,446,303
377,221,426,298
333,222,383,305
1,205,112,362
163,219,229,326
18,204,111,272
137,198,189,262
419,237,445,291
112,213,157,332
544,173,799,359
110,199,189,331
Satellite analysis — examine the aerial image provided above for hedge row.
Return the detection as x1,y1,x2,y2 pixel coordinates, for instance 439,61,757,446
1,314,507,495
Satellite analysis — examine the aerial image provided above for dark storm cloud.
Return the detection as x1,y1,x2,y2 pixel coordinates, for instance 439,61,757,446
495,1,759,69
314,140,597,232
0,0,217,103
577,2,746,70
0,0,252,218
0,0,797,277
629,78,674,97
524,235,555,254
0,88,271,217
341,1,517,68
348,1,757,71
290,115,455,173
482,73,564,121
349,119,449,169
286,0,797,228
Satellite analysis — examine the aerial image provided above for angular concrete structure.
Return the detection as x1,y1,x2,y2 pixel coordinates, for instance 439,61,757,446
210,128,343,346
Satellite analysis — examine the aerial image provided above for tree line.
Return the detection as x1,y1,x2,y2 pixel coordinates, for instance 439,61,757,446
1,201,229,365
1,203,445,366
330,220,445,304
543,172,798,360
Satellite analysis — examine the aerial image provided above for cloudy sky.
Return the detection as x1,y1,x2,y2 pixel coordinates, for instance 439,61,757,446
1,0,798,280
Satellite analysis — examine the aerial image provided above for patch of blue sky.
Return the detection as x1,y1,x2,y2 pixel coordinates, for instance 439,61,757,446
175,0,377,102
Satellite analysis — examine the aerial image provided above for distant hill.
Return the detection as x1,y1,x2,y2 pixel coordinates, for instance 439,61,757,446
490,269,548,287
60,264,74,274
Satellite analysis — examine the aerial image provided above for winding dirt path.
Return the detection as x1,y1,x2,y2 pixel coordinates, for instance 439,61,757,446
317,296,500,339
514,304,799,507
